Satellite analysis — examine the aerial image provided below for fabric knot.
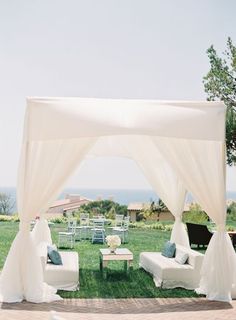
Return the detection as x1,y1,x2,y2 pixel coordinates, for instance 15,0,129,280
217,224,226,232
175,217,182,223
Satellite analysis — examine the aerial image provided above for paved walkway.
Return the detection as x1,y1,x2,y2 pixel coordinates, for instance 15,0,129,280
0,298,236,320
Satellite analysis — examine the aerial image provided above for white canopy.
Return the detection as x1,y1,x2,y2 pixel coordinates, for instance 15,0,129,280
0,97,236,303
25,98,225,141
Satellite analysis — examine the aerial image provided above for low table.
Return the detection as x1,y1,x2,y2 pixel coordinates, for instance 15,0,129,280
99,248,133,279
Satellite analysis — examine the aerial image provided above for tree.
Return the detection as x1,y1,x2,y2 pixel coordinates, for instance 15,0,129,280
183,203,208,224
0,193,14,215
107,206,117,220
227,201,236,221
142,199,168,221
78,200,127,218
203,37,236,165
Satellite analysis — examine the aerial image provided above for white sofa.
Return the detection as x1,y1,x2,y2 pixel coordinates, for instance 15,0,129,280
139,244,204,290
39,243,79,291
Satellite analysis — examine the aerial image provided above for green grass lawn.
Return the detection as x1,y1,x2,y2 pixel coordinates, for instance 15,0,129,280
0,221,202,299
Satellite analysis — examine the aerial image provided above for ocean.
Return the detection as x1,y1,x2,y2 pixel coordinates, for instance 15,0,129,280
1,187,236,213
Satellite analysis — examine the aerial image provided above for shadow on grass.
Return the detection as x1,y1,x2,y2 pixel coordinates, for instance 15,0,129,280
59,268,201,299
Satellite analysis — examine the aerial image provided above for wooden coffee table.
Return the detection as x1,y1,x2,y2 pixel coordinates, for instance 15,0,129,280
99,248,133,279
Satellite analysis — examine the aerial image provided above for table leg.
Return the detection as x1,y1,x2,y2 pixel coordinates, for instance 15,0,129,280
124,260,133,276
103,261,108,280
100,257,108,279
129,260,133,270
124,260,129,275
99,255,103,271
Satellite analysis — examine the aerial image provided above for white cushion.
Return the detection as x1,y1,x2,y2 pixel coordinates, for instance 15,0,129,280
140,252,193,280
139,244,204,290
44,251,79,291
175,250,188,265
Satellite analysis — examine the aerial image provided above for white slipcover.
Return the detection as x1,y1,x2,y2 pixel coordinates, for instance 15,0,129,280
42,251,79,291
140,245,204,289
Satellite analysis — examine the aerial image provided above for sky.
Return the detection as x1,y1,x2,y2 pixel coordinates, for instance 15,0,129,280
0,0,236,190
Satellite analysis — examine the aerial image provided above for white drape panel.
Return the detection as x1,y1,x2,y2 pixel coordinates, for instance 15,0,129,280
152,138,226,222
89,135,189,247
153,137,236,301
196,231,236,301
17,138,96,220
32,218,52,246
0,138,96,303
0,227,59,303
120,136,189,247
131,143,189,247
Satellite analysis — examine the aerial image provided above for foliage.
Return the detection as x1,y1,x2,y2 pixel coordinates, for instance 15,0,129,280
227,201,236,221
183,203,208,224
49,216,67,224
0,214,19,222
141,199,168,221
226,225,235,232
203,37,236,165
78,200,127,219
106,206,117,220
129,221,173,231
0,193,15,215
136,211,146,222
11,215,19,222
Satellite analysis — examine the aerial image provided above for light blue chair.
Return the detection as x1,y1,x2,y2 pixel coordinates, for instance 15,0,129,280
76,213,92,240
91,219,106,244
112,216,130,243
114,214,124,227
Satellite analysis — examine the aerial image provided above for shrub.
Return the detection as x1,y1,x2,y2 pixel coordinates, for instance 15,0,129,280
0,214,19,222
79,200,128,218
49,216,67,224
129,221,173,232
227,202,236,221
12,215,20,222
136,212,146,221
0,215,12,222
226,225,235,231
164,225,173,232
106,206,116,220
183,203,208,224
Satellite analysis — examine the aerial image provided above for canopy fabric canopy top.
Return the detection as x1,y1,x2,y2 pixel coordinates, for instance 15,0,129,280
0,97,236,303
26,98,225,141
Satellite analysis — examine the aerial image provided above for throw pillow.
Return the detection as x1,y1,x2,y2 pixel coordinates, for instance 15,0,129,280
47,244,57,261
47,246,63,265
47,244,57,252
161,241,176,258
175,250,189,265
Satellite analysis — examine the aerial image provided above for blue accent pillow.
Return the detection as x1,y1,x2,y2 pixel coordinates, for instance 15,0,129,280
47,246,62,265
161,241,176,258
